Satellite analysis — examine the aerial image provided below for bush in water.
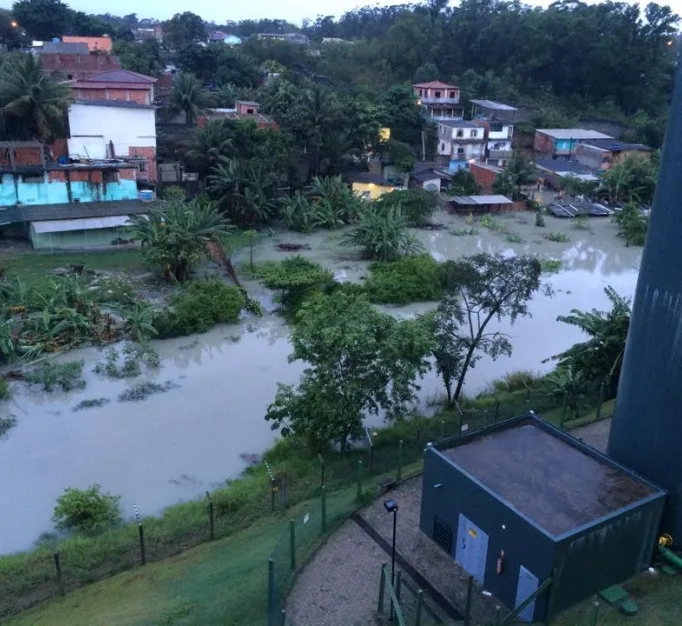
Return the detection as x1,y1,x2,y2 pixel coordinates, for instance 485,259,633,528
24,361,86,392
52,485,122,535
365,254,443,305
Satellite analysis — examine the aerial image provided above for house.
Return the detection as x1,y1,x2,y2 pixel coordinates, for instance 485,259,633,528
209,31,242,45
0,141,149,250
134,26,163,42
443,194,514,214
469,162,504,194
62,36,113,54
348,172,395,200
198,101,278,131
534,129,614,159
410,162,451,193
413,81,463,121
534,158,600,189
71,69,156,105
420,414,665,623
575,139,651,171
256,33,310,45
437,120,485,170
39,49,122,81
470,100,517,167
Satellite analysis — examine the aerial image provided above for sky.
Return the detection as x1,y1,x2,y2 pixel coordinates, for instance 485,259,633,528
3,0,673,27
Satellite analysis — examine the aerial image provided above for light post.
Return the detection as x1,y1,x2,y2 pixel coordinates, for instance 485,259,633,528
384,498,399,619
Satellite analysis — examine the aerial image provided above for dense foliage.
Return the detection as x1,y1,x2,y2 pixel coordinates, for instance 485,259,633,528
265,290,431,449
374,189,439,227
600,153,659,205
52,485,122,535
614,203,649,245
365,254,443,304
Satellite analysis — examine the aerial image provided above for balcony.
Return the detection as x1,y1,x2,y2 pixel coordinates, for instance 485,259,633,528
421,96,460,105
488,149,513,159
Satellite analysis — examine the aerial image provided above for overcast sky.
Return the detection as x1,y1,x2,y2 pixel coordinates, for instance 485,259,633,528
3,0,676,26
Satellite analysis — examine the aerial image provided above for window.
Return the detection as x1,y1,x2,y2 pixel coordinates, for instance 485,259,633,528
21,173,43,184
67,74,73,80
103,170,119,183
471,130,478,138
138,162,147,172
435,90,441,98
457,147,464,155
419,89,424,96
456,130,464,138
449,91,455,98
441,142,445,152
246,108,255,114
490,122,503,132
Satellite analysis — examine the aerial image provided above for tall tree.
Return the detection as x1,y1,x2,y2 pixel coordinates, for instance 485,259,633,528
0,54,71,141
163,12,206,50
12,0,72,40
170,73,214,125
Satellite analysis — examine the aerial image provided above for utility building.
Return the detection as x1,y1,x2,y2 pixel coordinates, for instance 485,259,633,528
420,414,665,622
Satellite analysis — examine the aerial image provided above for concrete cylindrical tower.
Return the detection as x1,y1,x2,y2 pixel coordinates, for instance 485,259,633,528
608,57,682,538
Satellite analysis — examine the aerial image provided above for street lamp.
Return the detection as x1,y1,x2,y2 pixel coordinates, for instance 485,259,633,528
384,498,399,619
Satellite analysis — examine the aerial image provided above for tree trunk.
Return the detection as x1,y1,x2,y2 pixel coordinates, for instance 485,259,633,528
454,346,476,401
443,375,453,407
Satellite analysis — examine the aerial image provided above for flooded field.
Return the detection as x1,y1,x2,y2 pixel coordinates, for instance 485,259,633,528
0,211,642,553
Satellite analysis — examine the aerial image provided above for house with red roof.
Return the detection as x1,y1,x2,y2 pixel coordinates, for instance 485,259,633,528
413,81,463,121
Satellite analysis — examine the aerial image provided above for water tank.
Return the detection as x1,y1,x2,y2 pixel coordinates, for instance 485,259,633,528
138,190,154,202
608,57,682,538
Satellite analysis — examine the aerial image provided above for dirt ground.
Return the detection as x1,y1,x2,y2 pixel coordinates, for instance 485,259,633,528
286,419,613,626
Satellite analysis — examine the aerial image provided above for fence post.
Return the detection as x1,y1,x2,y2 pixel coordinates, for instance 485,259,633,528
53,552,65,596
281,478,287,512
589,601,600,626
464,575,474,626
378,563,387,614
356,460,363,502
321,486,327,534
206,491,215,541
280,609,287,626
267,558,275,626
440,419,445,439
494,606,502,625
318,453,325,487
560,392,568,427
133,504,146,566
395,570,402,603
415,589,424,626
596,383,605,419
495,398,500,421
396,440,404,482
271,478,276,513
289,520,296,572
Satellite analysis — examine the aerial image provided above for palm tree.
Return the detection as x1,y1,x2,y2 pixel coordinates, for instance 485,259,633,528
0,54,72,141
215,82,236,108
185,120,233,178
170,73,215,125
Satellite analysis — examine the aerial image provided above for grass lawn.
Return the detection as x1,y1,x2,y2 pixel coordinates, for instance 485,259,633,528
0,249,146,291
543,398,616,429
7,498,297,626
554,570,682,626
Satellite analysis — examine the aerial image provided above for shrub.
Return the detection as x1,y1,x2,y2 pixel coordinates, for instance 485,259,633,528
0,378,8,400
342,206,423,261
118,381,178,402
572,216,590,230
94,344,160,379
365,254,443,304
535,211,546,227
614,203,648,246
505,232,524,243
52,485,122,535
0,415,16,436
490,370,544,393
25,361,86,392
544,231,570,242
540,259,562,274
375,189,439,227
153,279,245,338
450,227,479,236
73,398,110,412
250,256,334,314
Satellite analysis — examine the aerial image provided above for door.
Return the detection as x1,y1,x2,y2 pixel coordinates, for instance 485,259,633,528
454,514,489,584
515,565,539,622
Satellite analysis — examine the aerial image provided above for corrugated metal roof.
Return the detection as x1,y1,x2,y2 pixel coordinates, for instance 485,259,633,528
0,199,150,226
413,81,459,89
537,129,614,140
31,215,133,234
448,195,513,205
470,99,518,111
83,69,156,84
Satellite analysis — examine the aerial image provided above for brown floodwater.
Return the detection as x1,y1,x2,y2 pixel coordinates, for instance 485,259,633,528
0,212,641,553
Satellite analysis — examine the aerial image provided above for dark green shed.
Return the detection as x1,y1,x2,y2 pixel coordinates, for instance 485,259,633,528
419,413,666,622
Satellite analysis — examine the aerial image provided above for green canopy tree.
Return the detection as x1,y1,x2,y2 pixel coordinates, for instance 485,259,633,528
265,290,432,450
170,73,215,125
163,11,206,50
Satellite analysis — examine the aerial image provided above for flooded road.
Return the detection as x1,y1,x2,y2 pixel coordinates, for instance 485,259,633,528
0,212,641,553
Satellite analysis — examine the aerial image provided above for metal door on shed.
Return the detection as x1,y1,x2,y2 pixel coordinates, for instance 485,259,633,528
515,565,539,622
454,513,489,584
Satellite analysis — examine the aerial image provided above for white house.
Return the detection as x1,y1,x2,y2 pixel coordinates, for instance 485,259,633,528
66,100,157,181
471,100,517,167
438,120,485,170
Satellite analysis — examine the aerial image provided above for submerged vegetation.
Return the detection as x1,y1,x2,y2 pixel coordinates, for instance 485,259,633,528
94,344,160,379
118,381,179,403
24,361,86,393
365,254,444,304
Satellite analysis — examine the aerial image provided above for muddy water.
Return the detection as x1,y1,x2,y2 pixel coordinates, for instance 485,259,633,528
0,212,641,553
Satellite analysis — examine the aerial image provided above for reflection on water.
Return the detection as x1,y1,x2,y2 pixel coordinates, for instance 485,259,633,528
0,212,642,553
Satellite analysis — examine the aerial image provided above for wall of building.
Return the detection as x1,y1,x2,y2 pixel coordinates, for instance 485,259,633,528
420,447,556,621
62,36,113,53
39,53,121,80
470,163,500,194
0,170,138,207
533,132,555,155
552,497,664,615
73,87,152,105
30,226,128,250
351,182,393,200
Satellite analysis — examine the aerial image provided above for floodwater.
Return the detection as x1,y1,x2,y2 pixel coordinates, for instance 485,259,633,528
0,211,642,554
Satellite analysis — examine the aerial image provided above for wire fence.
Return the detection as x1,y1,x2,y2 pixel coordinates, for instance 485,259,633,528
0,385,613,623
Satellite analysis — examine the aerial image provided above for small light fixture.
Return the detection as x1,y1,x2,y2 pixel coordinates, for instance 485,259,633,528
384,499,398,513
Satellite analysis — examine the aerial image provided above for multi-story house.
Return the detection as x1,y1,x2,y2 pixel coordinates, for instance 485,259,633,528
0,142,149,250
413,81,463,121
574,139,651,171
471,100,517,167
437,120,485,171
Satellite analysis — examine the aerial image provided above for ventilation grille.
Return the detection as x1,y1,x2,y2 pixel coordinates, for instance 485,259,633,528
433,516,453,553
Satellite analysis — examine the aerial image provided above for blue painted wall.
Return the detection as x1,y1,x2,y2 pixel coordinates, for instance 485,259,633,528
0,174,138,207
554,139,576,155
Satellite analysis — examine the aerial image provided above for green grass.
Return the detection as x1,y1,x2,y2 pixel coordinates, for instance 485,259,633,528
0,250,145,291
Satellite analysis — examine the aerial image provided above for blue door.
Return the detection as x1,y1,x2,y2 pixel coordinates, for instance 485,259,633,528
454,514,489,584
515,565,539,622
